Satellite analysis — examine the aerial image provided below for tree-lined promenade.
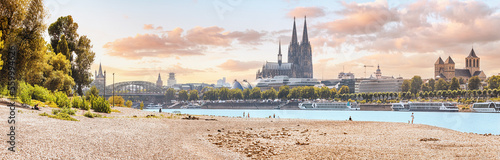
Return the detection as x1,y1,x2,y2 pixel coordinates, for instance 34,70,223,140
165,75,500,106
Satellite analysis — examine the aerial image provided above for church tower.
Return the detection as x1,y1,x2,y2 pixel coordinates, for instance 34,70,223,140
444,56,455,79
288,17,300,78
435,57,445,79
156,73,163,87
300,16,313,78
466,48,480,75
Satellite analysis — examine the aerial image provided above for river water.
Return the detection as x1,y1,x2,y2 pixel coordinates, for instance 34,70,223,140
144,109,500,134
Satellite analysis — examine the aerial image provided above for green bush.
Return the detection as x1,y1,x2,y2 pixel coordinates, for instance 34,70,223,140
48,113,78,121
52,108,76,115
125,100,133,107
81,99,90,110
0,85,10,97
71,96,82,109
54,91,70,108
18,82,33,105
108,96,125,107
39,112,49,116
84,111,103,118
91,96,111,113
32,85,55,103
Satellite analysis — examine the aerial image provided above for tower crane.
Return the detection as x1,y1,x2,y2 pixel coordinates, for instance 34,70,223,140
363,65,374,78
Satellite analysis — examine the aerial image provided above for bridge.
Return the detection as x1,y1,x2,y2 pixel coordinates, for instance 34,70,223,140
98,81,166,103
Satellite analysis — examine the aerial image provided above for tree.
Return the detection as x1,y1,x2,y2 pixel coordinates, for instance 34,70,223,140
250,87,261,99
178,90,188,101
0,0,47,84
108,96,125,107
165,88,175,102
319,86,331,99
468,76,481,90
428,79,436,91
72,36,95,95
330,88,337,99
459,77,465,85
402,80,410,92
435,78,449,91
422,83,432,92
188,90,199,101
44,53,75,94
338,86,350,94
125,100,133,107
140,101,144,110
48,15,79,59
242,88,251,100
409,76,423,94
487,75,500,90
218,87,229,100
277,85,290,100
288,87,301,99
0,31,3,70
262,88,277,100
449,77,460,90
229,89,243,100
57,34,70,60
85,86,99,100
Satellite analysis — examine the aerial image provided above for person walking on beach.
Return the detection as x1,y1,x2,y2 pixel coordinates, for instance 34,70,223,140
243,112,245,118
411,113,414,124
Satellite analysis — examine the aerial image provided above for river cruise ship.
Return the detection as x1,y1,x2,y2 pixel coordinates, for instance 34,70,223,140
472,102,500,113
298,101,359,110
391,102,459,112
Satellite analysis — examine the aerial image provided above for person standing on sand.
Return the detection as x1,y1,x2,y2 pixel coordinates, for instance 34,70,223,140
411,113,414,124
247,113,250,118
243,112,245,118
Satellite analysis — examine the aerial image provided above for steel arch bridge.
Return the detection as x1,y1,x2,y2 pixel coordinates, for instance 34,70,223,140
100,81,164,96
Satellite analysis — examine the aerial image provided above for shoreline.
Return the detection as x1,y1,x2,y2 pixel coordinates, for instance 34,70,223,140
1,104,500,159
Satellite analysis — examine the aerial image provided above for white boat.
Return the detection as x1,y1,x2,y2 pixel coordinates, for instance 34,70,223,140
145,103,162,109
391,102,459,112
472,102,500,113
181,103,201,109
298,101,359,110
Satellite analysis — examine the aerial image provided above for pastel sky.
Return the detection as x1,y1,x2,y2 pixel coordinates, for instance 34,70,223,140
43,0,500,84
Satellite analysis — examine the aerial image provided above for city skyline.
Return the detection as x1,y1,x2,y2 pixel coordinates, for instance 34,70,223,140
44,0,500,84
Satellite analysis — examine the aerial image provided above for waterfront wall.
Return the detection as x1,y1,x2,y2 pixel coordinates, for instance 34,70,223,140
360,104,392,111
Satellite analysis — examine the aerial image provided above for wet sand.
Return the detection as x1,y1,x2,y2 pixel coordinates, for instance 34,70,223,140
1,104,499,159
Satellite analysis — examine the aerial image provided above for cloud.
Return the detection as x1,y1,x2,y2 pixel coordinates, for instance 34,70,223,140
217,59,262,72
105,26,268,60
318,0,398,35
287,7,326,18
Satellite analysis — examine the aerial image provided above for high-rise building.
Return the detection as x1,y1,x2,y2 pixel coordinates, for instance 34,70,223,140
256,16,313,79
167,72,176,87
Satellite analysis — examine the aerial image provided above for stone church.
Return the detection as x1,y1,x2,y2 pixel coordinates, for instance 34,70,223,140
434,48,486,82
256,17,313,79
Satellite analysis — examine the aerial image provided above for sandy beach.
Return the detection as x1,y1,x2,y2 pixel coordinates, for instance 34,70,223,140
1,104,500,159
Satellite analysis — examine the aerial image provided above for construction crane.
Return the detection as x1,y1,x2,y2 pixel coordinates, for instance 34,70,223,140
363,65,374,78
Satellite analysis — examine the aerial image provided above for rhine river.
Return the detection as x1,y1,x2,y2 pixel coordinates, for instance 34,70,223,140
145,109,500,134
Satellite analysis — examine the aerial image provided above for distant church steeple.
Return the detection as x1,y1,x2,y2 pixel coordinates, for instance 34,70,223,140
278,40,282,66
156,73,163,87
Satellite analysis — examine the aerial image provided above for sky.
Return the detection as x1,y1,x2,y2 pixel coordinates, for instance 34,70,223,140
43,0,500,85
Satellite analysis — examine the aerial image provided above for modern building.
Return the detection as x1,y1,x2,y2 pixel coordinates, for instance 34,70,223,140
435,48,487,81
167,72,176,87
357,79,404,93
90,63,106,92
156,73,163,87
338,79,355,93
256,17,313,79
232,80,253,90
338,72,355,79
216,77,231,88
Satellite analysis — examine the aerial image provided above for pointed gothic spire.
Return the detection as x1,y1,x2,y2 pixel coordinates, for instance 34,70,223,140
467,47,478,58
278,40,282,66
445,56,455,64
98,62,103,77
157,73,162,81
435,57,444,64
302,16,309,44
291,17,298,45
278,40,281,56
